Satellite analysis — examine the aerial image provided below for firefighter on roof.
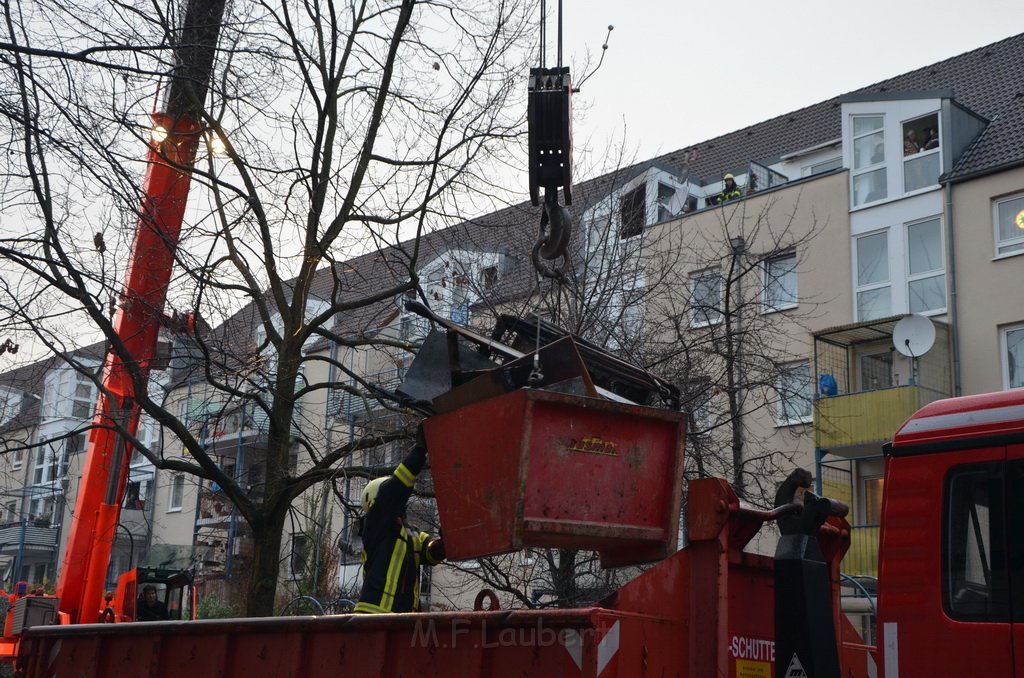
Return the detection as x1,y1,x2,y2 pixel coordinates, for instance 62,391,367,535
354,426,445,614
716,173,743,203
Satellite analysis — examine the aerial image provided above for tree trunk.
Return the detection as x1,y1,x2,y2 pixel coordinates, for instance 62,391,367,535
246,508,288,616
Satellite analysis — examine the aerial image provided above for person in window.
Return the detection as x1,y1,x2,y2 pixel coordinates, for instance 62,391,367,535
871,142,884,165
137,584,169,621
923,127,939,151
354,425,445,614
903,130,921,156
716,174,742,204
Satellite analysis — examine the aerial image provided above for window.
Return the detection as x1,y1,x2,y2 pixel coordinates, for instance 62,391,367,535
67,371,97,419
480,266,498,290
126,476,151,510
32,443,65,486
902,113,940,193
42,367,97,419
689,270,722,327
851,116,886,206
168,474,185,511
1002,324,1024,390
809,157,842,176
619,184,646,239
762,252,798,312
993,193,1024,257
0,388,20,426
855,231,891,321
29,495,55,523
944,462,1008,621
65,432,86,459
290,534,310,577
4,500,17,522
12,449,23,471
776,362,812,425
906,218,946,313
863,477,884,525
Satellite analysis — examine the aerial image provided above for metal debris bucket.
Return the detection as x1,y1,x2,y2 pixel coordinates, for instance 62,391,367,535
423,388,686,568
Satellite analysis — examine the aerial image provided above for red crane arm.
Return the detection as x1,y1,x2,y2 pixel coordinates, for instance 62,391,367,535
55,0,226,624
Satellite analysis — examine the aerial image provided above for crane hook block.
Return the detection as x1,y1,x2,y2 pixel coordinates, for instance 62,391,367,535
528,67,573,208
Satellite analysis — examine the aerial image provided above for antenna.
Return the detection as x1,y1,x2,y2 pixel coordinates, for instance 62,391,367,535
893,314,935,387
893,314,935,358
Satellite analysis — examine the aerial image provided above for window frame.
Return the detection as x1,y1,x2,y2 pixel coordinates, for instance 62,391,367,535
1001,323,1024,390
901,112,941,194
850,115,887,207
904,216,946,315
808,157,842,176
761,251,798,313
290,533,310,578
656,182,677,223
775,361,813,427
31,442,65,487
168,474,185,512
854,229,892,321
619,184,647,239
943,461,1009,622
993,192,1024,258
689,269,723,328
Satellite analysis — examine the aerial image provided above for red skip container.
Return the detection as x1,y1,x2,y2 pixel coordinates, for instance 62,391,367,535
423,389,686,567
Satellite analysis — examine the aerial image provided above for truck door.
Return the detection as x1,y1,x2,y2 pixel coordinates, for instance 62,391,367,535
1003,447,1024,676
879,448,1013,676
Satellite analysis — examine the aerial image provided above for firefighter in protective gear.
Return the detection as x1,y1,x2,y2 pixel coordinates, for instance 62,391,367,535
716,173,743,203
354,426,445,614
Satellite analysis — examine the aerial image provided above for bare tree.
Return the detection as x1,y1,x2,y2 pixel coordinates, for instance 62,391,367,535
0,0,534,615
643,194,827,502
426,159,827,605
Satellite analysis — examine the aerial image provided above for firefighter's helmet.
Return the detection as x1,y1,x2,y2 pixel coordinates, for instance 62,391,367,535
361,477,388,512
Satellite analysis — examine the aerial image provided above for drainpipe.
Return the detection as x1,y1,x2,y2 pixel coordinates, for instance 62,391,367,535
12,519,27,584
944,183,962,396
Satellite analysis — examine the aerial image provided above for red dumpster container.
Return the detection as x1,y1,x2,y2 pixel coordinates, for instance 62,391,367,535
423,389,686,567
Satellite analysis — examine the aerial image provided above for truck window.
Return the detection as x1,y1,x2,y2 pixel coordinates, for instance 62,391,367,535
944,462,1009,621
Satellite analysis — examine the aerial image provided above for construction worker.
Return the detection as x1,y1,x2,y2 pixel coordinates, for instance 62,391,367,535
716,173,743,203
354,427,445,614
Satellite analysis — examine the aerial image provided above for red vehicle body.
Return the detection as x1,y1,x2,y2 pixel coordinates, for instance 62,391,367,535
877,389,1024,677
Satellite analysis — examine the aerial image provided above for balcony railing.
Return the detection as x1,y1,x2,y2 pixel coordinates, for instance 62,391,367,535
814,385,934,450
841,524,880,578
328,368,406,419
0,522,58,555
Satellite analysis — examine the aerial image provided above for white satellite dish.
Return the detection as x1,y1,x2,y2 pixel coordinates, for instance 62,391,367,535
893,314,935,358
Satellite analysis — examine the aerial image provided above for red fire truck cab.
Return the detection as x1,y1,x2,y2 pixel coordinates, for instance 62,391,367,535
878,388,1024,677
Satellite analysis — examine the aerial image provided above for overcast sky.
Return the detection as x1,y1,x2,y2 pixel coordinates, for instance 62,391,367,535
559,0,1022,162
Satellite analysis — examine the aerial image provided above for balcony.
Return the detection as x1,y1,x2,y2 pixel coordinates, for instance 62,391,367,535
813,315,951,455
0,522,58,556
815,385,936,449
197,489,234,527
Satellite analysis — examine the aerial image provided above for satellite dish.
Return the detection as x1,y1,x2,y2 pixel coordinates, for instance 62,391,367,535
893,314,935,358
